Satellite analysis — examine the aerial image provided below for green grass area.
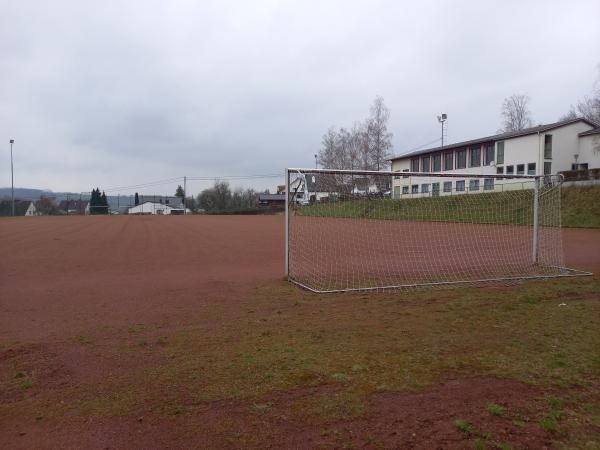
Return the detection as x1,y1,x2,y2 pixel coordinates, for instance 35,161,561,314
2,276,599,447
296,184,600,229
561,185,600,228
297,190,535,225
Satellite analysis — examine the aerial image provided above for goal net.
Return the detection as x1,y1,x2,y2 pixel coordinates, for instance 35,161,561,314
284,168,590,293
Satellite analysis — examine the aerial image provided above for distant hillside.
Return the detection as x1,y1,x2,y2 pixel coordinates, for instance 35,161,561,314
0,187,54,200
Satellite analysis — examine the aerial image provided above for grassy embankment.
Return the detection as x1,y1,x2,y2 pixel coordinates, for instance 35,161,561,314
297,185,600,228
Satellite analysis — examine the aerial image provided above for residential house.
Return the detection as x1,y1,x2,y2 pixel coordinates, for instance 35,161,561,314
128,201,189,215
0,200,38,216
58,199,90,215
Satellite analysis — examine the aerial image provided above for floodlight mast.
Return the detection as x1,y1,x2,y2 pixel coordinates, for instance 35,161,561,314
437,114,447,147
9,139,15,217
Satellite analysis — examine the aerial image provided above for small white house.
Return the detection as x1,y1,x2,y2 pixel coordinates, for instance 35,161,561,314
390,118,600,198
128,201,189,215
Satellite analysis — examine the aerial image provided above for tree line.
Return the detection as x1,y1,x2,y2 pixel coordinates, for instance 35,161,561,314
196,181,257,212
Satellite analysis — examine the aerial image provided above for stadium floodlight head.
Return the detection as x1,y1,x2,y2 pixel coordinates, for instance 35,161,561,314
437,113,447,123
10,139,14,144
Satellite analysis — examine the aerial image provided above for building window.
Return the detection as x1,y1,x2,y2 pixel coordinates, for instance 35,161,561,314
443,181,452,192
432,154,441,172
469,179,480,191
496,167,504,174
506,165,514,175
422,155,431,172
456,149,467,169
421,183,430,193
402,186,409,194
484,178,494,191
517,164,525,175
484,143,495,166
456,180,465,192
527,163,536,175
411,158,420,172
544,161,552,175
544,135,552,159
496,141,504,164
402,168,409,178
411,184,419,194
443,152,453,171
432,183,440,197
469,146,481,167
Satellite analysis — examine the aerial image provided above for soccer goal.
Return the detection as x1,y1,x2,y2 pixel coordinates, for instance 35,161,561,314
284,168,591,293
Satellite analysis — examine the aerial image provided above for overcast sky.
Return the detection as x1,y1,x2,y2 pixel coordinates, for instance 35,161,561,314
1,0,599,194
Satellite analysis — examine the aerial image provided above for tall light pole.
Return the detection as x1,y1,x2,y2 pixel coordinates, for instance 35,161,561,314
9,139,15,216
437,114,447,147
314,154,318,169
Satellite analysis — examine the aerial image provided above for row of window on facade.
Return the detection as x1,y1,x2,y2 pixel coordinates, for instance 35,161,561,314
400,161,548,178
398,179,496,196
409,136,553,173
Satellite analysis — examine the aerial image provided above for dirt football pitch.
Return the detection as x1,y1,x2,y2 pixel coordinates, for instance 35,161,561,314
1,215,600,449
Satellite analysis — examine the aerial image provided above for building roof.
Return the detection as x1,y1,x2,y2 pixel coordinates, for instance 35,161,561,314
0,200,33,216
390,118,598,161
129,201,184,209
579,127,600,136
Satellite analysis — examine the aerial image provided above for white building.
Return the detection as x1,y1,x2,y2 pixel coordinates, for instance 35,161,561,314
390,118,599,198
128,201,190,215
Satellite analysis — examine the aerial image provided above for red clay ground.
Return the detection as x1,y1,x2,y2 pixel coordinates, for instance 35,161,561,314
1,216,599,449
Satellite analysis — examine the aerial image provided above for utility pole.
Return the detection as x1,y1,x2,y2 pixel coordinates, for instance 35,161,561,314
9,139,14,216
314,154,318,169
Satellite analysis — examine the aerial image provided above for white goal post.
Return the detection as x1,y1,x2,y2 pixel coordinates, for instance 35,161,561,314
284,168,591,293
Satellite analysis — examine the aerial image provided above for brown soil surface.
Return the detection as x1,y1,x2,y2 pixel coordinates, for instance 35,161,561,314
1,216,599,449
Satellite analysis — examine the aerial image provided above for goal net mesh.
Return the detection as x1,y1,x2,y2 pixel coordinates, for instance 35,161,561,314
286,169,587,293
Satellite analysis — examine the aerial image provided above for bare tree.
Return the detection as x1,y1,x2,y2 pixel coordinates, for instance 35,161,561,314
365,96,393,170
500,94,533,132
561,66,600,125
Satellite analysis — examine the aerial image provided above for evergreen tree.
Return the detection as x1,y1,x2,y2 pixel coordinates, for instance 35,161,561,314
175,185,184,199
90,188,98,215
101,191,108,214
134,192,139,206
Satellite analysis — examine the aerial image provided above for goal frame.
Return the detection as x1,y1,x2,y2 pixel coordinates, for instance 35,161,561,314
284,168,592,293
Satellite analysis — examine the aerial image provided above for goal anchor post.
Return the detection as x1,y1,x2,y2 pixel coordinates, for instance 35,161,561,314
532,177,540,264
284,168,290,278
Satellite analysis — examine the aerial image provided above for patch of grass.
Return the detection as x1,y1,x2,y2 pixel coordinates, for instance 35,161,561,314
251,402,272,414
473,438,486,450
75,335,93,344
513,414,527,427
21,380,33,389
14,371,25,379
293,391,366,425
486,403,506,417
455,418,475,434
539,397,564,433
